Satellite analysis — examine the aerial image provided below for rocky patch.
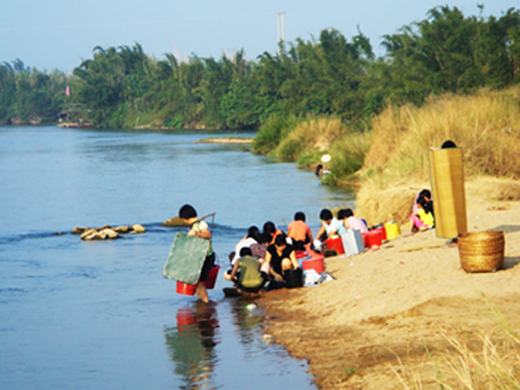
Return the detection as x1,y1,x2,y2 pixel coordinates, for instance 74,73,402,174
72,224,146,241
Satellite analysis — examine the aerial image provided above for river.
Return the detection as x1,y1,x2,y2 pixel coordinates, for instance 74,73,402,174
0,126,354,389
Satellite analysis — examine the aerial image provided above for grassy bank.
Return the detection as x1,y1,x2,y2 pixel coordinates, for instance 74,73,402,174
357,88,520,226
253,87,520,225
251,115,372,186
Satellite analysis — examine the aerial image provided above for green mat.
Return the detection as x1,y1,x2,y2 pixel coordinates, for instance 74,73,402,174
162,232,210,285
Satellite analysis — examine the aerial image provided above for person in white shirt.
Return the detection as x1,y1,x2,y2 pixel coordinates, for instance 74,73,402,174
314,208,343,252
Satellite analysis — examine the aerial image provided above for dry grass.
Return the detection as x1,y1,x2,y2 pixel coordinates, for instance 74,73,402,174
364,89,520,181
356,88,520,225
356,181,420,227
393,300,520,390
356,177,520,228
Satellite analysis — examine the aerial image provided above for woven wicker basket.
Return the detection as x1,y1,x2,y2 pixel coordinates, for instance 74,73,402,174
458,231,505,273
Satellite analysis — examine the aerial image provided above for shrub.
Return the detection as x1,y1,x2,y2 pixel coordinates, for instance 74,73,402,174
251,114,300,155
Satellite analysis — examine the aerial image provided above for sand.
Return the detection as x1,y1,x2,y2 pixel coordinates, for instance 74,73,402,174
259,189,520,389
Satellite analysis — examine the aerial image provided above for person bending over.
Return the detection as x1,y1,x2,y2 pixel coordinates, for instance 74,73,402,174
337,208,368,234
229,225,259,265
224,247,268,293
316,209,342,240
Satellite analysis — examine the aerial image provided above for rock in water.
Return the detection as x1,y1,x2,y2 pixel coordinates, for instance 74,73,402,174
131,224,146,233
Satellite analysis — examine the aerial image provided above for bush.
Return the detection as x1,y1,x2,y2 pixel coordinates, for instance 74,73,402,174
251,114,300,155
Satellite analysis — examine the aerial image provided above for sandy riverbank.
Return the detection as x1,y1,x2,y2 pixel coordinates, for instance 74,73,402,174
259,182,520,389
195,136,252,144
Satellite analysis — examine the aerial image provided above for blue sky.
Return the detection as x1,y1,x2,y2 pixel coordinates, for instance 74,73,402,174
0,0,517,74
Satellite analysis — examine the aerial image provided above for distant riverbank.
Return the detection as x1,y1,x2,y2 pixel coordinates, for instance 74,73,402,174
195,136,253,145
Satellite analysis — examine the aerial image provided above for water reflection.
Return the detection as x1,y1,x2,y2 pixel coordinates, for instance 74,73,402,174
229,297,264,347
165,302,220,389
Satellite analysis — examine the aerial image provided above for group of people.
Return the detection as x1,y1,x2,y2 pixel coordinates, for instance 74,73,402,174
224,207,369,294
224,220,300,294
179,192,435,302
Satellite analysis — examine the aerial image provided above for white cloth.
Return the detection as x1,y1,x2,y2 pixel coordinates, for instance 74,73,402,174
232,237,258,265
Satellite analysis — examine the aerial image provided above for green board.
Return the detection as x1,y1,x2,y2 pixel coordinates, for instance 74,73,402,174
162,232,210,285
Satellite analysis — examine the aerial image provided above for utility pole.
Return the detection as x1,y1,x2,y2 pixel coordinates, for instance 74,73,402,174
276,11,286,52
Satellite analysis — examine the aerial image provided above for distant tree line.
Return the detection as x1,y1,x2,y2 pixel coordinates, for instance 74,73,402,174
1,6,519,128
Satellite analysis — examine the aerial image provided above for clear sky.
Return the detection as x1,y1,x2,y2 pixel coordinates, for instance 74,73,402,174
0,0,517,74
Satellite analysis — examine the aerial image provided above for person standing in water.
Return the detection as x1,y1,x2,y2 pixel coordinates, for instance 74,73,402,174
179,204,215,303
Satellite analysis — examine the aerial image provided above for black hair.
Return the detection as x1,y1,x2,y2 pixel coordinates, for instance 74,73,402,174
257,232,272,244
338,208,353,219
319,208,333,221
274,233,287,247
418,196,428,209
418,189,431,200
247,226,259,239
315,164,323,176
263,221,276,235
294,212,306,222
441,140,457,149
239,247,253,257
179,204,197,219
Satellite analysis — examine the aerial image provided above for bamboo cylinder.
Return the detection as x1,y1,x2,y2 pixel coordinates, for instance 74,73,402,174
429,147,467,239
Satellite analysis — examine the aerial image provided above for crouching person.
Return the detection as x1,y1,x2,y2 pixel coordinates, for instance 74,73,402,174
224,247,268,293
265,233,300,283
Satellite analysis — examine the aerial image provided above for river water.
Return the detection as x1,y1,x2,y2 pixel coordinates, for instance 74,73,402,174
0,126,353,390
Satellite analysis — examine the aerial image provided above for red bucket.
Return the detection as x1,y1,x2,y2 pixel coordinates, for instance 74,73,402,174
295,250,309,259
301,256,325,274
176,308,196,328
374,226,387,241
204,265,220,290
176,281,197,295
325,236,345,255
365,229,383,248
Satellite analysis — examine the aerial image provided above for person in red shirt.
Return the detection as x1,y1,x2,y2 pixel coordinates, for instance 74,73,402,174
287,211,313,251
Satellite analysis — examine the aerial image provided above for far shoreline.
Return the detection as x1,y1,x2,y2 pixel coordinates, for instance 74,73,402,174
194,136,253,145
